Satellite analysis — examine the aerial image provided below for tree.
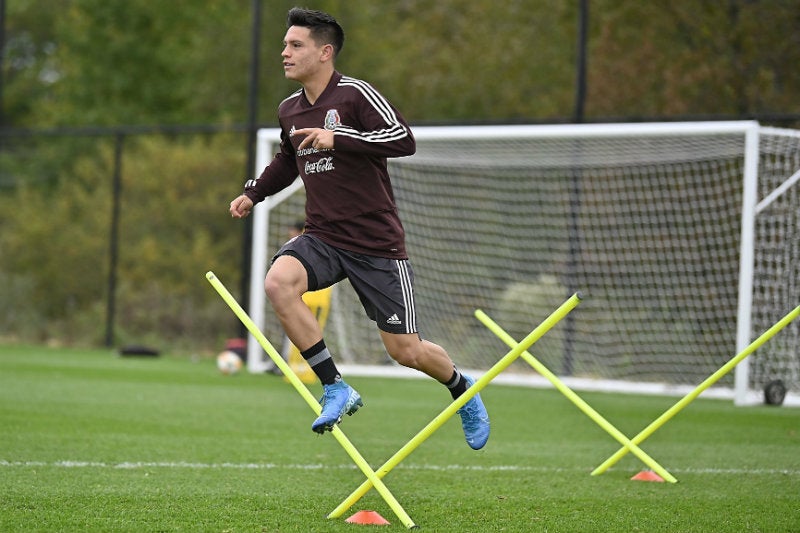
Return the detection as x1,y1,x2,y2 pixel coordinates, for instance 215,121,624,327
338,0,580,122
2,0,67,125
586,1,800,118
21,0,252,126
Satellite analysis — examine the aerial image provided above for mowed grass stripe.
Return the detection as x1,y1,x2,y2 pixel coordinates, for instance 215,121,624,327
3,460,800,477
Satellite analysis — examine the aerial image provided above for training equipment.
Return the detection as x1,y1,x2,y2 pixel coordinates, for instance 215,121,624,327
250,122,800,404
592,303,800,477
475,309,677,483
205,272,417,529
216,350,243,375
328,293,582,520
631,470,665,482
346,510,390,526
209,269,579,528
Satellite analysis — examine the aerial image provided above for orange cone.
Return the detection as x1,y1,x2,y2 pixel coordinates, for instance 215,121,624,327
345,510,391,525
631,470,665,482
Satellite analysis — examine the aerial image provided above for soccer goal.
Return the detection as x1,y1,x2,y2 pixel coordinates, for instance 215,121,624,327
248,121,800,406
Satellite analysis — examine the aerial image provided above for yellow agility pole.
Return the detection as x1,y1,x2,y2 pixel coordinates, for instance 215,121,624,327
593,303,800,477
328,292,583,519
205,272,418,529
475,310,677,483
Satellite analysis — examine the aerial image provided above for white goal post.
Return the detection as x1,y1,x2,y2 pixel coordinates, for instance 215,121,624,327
247,121,800,406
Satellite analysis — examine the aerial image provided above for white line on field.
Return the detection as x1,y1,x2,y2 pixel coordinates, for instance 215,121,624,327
1,460,798,476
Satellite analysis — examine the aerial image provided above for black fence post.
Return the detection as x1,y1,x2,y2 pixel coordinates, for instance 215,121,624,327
563,0,589,375
105,133,124,348
239,0,262,336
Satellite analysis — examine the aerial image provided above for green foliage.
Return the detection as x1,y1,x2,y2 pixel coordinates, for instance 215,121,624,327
38,0,249,125
342,1,578,121
588,1,800,117
6,1,800,127
1,345,799,532
115,134,243,293
0,133,245,349
1,0,66,125
0,272,40,339
2,153,109,317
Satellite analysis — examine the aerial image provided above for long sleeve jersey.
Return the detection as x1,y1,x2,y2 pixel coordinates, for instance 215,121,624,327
244,71,416,259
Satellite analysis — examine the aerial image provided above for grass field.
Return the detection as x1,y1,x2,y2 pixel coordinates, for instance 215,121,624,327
1,344,798,532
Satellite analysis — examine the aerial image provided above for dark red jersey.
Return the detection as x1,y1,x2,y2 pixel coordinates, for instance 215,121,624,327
244,71,415,259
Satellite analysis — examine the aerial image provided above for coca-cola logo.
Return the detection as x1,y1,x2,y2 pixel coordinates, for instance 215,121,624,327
304,157,335,174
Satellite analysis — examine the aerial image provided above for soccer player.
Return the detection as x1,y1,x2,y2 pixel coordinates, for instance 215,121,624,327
229,7,490,449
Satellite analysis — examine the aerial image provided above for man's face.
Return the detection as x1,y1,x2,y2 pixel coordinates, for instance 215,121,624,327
282,26,325,83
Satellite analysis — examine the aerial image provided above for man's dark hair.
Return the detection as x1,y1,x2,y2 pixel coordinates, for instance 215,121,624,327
287,7,345,58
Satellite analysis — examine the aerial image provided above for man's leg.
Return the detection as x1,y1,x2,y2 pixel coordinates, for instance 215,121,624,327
265,255,322,352
380,332,490,450
265,255,361,433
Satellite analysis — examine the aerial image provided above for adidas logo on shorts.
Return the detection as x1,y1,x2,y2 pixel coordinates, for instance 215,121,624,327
386,314,402,325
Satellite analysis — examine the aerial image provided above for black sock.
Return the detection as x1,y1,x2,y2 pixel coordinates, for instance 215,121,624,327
301,339,340,385
444,368,468,400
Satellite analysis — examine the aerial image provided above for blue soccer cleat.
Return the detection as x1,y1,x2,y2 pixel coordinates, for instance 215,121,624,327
457,375,490,450
311,380,363,434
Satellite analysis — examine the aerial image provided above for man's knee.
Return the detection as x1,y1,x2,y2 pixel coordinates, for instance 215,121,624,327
264,256,307,305
263,274,285,304
383,333,423,368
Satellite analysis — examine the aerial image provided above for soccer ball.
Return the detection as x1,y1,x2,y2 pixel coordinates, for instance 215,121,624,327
216,350,243,375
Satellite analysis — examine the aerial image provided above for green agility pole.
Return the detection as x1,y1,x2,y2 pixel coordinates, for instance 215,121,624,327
593,303,800,476
475,310,677,483
205,272,418,529
328,292,583,519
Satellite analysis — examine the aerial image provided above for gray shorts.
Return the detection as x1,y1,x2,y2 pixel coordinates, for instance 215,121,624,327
274,234,418,334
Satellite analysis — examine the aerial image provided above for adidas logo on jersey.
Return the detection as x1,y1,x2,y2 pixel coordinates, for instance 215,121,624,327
386,314,402,325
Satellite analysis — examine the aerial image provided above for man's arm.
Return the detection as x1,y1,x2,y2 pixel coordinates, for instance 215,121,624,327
332,78,416,158
242,129,299,205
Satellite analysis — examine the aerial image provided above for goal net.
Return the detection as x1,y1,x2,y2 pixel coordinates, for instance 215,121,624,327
748,126,800,402
249,122,800,405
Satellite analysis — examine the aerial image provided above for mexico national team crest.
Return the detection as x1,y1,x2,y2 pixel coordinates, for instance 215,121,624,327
324,109,341,131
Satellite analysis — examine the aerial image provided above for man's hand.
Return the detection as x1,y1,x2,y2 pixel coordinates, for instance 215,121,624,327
294,127,334,151
229,194,254,219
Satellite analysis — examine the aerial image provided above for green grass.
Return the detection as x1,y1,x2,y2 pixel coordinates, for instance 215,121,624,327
1,344,798,532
